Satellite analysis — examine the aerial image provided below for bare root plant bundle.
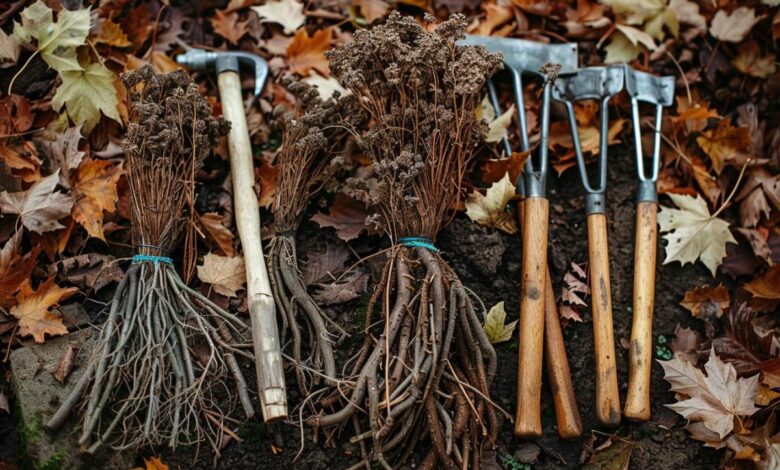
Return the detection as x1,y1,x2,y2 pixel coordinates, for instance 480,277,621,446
47,66,254,455
267,81,362,396
306,13,503,469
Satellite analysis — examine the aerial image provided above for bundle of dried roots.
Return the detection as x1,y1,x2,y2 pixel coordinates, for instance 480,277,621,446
306,13,504,469
267,80,363,396
47,66,252,456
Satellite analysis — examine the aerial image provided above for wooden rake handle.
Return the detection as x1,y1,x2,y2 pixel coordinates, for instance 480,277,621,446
515,197,548,437
587,213,621,426
544,268,583,438
625,201,658,421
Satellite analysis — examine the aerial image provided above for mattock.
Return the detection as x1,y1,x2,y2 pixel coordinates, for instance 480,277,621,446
552,65,624,426
623,67,675,422
460,35,580,438
176,48,288,421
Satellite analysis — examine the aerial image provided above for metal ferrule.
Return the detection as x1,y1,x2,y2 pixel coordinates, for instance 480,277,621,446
636,180,657,204
585,193,606,214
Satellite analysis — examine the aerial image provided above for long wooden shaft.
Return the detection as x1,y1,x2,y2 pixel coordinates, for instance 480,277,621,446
624,201,658,421
515,197,548,437
586,213,620,426
218,71,287,421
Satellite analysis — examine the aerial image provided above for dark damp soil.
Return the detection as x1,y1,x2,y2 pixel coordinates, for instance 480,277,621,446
0,146,725,470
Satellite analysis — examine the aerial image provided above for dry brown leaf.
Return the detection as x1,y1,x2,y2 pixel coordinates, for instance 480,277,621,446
0,171,74,233
670,324,702,363
355,0,390,24
744,265,780,311
210,9,249,45
733,41,777,79
72,158,122,241
51,344,78,383
286,28,332,77
258,157,278,208
252,0,306,35
662,348,760,440
0,230,39,306
710,7,763,43
198,212,236,257
10,277,77,343
197,253,246,298
311,194,371,242
696,120,752,174
464,173,518,234
679,284,730,319
480,150,530,185
470,2,514,37
94,18,131,48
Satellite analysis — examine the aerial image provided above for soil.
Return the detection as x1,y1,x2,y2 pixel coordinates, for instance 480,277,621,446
0,146,725,469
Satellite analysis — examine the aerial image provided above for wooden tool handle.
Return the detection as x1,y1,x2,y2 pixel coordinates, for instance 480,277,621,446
515,197,548,437
544,269,583,439
624,201,658,421
587,213,621,426
218,71,287,421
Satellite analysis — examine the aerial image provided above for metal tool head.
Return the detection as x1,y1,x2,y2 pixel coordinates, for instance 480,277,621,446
176,48,269,98
624,66,675,203
551,66,625,215
458,35,579,198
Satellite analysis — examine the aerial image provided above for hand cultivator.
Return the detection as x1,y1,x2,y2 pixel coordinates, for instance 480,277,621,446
461,35,582,439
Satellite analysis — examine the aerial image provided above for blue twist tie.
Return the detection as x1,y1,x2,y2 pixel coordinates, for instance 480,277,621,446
132,254,174,265
399,236,439,252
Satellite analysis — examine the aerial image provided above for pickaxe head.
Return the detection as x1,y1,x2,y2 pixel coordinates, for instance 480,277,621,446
176,48,269,98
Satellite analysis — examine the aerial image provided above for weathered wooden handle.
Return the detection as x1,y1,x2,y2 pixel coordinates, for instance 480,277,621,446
218,71,287,422
515,197,548,437
625,201,658,421
587,213,621,426
544,268,583,438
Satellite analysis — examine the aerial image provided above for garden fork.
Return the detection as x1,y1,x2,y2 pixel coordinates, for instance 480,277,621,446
623,67,675,421
552,65,624,425
460,35,579,437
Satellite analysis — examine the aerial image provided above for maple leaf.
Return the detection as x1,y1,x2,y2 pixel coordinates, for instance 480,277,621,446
480,150,530,185
679,284,730,319
464,173,518,234
662,348,760,440
736,168,779,228
603,24,657,64
311,194,371,242
252,0,306,35
712,302,774,376
286,28,332,77
669,324,702,364
482,301,517,344
561,267,590,306
470,2,513,37
210,9,249,45
52,61,121,132
198,212,236,257
35,125,85,189
71,158,123,241
12,0,90,72
710,7,763,43
696,119,751,174
312,269,369,306
94,18,132,48
658,194,736,276
744,265,780,313
733,41,777,79
10,276,77,343
197,253,246,298
0,171,74,233
0,230,39,305
485,104,514,143
669,0,706,34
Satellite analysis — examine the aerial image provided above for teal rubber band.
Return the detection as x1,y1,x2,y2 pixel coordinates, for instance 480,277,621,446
399,236,439,252
132,254,174,265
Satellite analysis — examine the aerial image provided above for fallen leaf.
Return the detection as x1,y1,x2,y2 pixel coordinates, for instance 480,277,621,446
485,104,514,143
197,253,246,298
10,277,77,343
670,324,702,363
52,61,122,132
12,0,90,72
302,72,348,100
51,344,78,383
559,304,583,323
736,168,780,228
311,194,370,242
35,125,85,188
583,438,634,470
658,193,736,276
0,29,19,67
312,269,369,306
71,158,122,241
465,173,518,234
710,7,763,43
302,243,350,285
198,212,236,257
662,348,760,440
286,27,332,77
679,284,730,319
561,262,590,306
480,150,530,184
354,0,390,23
733,41,777,79
210,9,249,45
482,301,517,344
0,171,73,233
54,253,124,292
744,265,780,312
0,230,39,305
603,25,656,63
669,0,706,34
696,120,751,174
94,18,132,48
258,156,278,208
470,2,513,37
132,457,169,470
252,0,306,35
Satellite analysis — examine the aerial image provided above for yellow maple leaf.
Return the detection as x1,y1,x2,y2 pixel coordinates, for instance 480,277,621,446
482,301,517,344
11,277,76,343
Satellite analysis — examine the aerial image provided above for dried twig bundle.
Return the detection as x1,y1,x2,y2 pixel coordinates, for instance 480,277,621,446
308,13,503,469
47,66,252,456
267,80,363,395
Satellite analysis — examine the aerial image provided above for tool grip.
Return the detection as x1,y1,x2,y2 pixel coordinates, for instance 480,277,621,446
515,197,548,437
218,71,287,421
587,213,621,426
625,201,658,421
544,269,583,439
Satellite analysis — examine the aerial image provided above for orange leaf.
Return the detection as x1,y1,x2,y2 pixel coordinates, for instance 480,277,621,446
0,231,39,307
286,28,333,77
679,284,730,319
469,3,514,37
354,0,390,23
72,158,123,241
210,9,249,45
198,212,236,257
480,150,530,184
132,456,169,470
10,277,76,343
745,265,780,301
95,18,132,48
258,157,279,209
696,119,751,174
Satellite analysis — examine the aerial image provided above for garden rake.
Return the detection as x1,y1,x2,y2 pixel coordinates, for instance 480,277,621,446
623,67,675,422
461,35,579,437
552,65,624,426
